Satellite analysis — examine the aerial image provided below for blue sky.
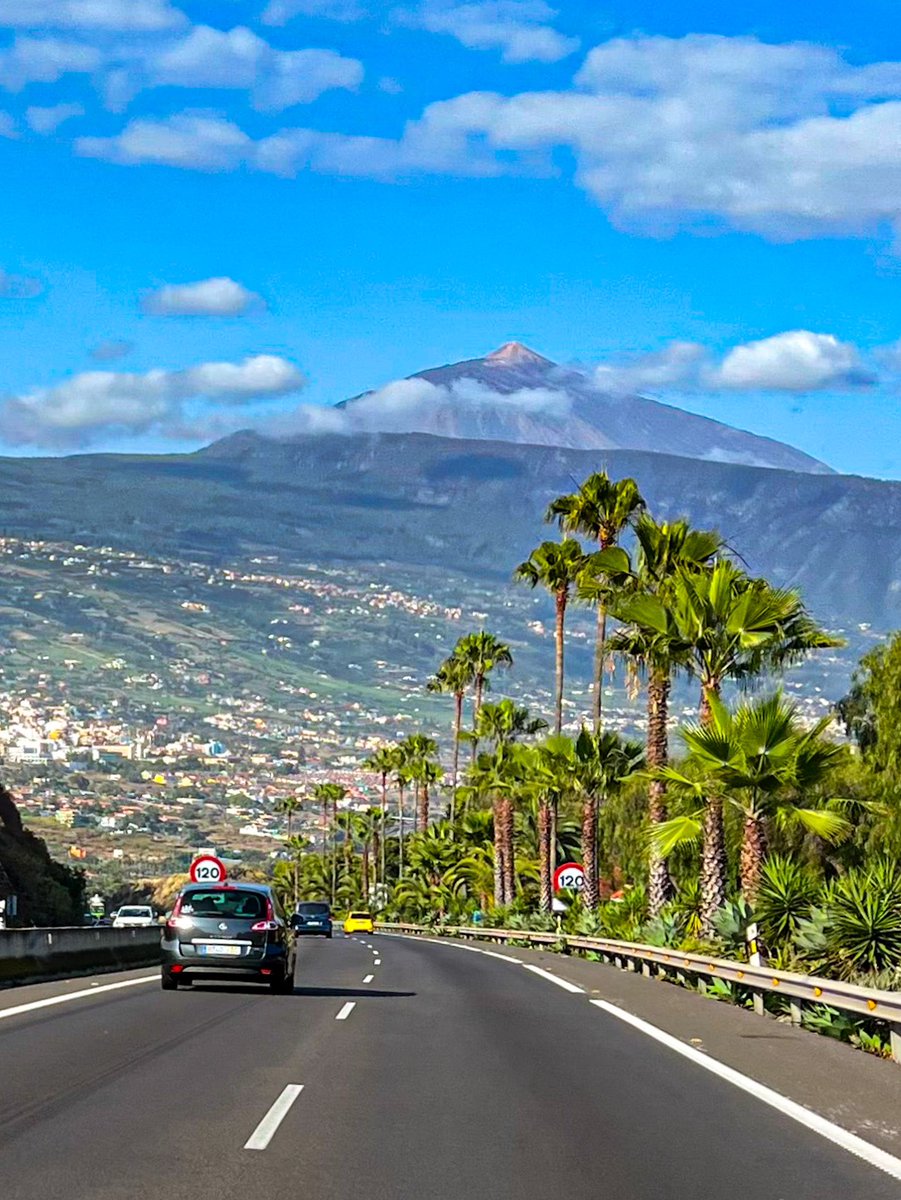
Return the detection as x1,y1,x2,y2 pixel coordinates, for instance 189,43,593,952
2,0,901,475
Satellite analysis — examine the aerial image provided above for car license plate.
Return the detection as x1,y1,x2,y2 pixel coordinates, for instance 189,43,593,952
198,942,242,956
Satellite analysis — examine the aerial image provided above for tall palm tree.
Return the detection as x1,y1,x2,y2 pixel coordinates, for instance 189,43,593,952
275,795,302,839
400,733,439,833
427,655,474,826
547,472,645,729
515,539,587,734
525,738,572,912
464,743,525,907
606,517,722,915
454,631,513,756
362,744,398,885
571,728,645,910
394,754,413,879
629,560,842,930
284,834,309,908
654,694,848,903
312,782,347,904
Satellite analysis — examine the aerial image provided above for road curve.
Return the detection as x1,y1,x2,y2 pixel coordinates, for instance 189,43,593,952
0,933,898,1199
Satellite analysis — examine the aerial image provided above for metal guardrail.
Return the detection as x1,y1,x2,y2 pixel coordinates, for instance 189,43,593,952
378,922,901,1063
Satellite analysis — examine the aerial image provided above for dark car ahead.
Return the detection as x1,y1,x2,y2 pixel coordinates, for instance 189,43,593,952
161,882,296,992
292,900,332,938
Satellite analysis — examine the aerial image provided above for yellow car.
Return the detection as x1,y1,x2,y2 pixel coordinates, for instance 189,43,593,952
344,911,374,934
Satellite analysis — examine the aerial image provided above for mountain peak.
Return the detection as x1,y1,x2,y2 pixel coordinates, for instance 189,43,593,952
484,342,553,367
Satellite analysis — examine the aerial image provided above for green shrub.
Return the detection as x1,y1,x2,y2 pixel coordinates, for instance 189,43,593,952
755,854,819,950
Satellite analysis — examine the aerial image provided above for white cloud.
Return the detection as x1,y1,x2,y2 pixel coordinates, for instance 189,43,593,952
77,113,253,170
25,101,84,133
0,354,305,447
262,0,366,23
143,277,264,317
0,0,187,31
0,269,43,298
0,36,102,91
141,25,363,111
401,1,578,64
594,342,708,394
713,331,872,392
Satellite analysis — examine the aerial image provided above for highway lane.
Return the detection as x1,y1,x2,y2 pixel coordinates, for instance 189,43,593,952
1,933,899,1199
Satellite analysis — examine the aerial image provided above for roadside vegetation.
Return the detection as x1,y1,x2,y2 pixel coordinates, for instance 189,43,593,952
276,471,901,1043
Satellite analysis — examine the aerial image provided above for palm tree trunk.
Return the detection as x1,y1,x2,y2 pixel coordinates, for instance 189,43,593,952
412,780,421,834
593,603,608,732
581,794,599,910
740,814,768,903
362,842,370,903
372,828,381,893
493,797,504,908
418,781,429,831
647,668,674,917
380,773,387,884
699,680,727,933
538,801,552,913
700,796,727,935
330,798,338,904
472,677,484,764
554,591,566,735
501,796,516,905
398,783,406,878
450,691,463,826
293,857,298,909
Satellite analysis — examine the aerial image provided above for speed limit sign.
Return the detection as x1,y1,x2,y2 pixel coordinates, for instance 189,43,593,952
189,854,227,884
553,862,585,892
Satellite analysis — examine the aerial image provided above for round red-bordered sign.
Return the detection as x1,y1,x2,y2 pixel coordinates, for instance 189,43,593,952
553,861,585,892
189,854,227,884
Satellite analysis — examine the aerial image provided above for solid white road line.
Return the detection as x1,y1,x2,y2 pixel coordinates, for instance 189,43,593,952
590,1000,901,1183
0,974,158,1023
244,1085,304,1151
522,964,585,994
417,936,524,965
336,1001,356,1020
363,974,374,983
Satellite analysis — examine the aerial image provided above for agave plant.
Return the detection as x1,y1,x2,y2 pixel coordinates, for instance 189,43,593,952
825,860,901,979
754,854,819,950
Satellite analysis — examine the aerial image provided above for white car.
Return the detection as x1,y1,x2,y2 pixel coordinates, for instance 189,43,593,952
112,905,156,928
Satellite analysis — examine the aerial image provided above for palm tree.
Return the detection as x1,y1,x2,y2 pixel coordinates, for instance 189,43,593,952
606,517,722,915
454,631,513,755
463,698,548,749
515,539,587,734
654,694,848,903
571,728,645,910
629,560,842,930
547,472,645,729
525,738,572,912
312,782,347,904
394,754,413,879
275,795,302,839
362,744,398,885
352,809,382,904
284,834,309,908
427,655,474,826
400,733,439,833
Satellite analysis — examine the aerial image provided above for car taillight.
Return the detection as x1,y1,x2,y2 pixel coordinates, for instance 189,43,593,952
166,915,193,930
251,920,279,931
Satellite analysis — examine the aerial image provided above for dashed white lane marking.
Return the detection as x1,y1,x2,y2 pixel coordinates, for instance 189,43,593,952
244,1085,304,1151
373,958,381,966
363,974,374,984
0,974,157,1023
336,1001,356,1020
522,964,585,994
590,1000,901,1183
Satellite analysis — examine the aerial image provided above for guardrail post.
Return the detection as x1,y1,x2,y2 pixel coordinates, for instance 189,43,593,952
751,989,765,1017
789,999,803,1026
890,1022,901,1064
641,961,651,978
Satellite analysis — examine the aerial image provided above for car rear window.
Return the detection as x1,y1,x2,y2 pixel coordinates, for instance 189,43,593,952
350,912,371,920
179,890,266,919
119,907,152,916
298,903,330,915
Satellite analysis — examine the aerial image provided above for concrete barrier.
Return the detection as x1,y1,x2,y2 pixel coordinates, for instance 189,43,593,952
0,926,161,985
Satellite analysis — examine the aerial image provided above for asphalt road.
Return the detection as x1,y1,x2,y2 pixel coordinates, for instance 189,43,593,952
1,933,899,1199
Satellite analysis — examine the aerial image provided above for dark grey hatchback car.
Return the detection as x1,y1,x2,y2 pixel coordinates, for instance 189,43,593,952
161,882,296,992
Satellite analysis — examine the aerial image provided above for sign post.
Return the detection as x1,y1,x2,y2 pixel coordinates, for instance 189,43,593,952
189,854,227,885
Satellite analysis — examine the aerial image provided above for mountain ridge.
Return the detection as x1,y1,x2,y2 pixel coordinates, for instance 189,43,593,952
333,342,832,475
